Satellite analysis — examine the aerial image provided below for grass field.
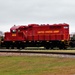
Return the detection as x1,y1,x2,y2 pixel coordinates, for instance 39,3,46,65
0,56,75,75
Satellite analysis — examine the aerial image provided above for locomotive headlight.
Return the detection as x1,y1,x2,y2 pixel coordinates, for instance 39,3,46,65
12,30,16,33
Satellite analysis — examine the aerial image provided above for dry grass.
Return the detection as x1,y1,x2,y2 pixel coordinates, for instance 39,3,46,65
0,56,75,75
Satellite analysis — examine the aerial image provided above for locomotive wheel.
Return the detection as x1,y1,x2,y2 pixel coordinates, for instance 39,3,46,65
17,46,20,49
63,46,67,49
59,47,62,49
51,47,53,49
45,46,49,49
22,46,24,49
11,46,14,49
6,46,9,49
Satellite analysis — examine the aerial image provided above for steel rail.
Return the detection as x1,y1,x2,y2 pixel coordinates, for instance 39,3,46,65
0,50,75,55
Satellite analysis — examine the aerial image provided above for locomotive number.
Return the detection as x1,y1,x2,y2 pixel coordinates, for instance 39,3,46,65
12,34,16,36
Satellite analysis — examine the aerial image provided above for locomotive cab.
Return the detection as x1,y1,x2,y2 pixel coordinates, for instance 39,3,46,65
1,25,27,49
9,25,27,42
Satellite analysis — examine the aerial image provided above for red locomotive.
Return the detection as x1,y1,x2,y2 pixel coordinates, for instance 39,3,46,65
1,23,70,49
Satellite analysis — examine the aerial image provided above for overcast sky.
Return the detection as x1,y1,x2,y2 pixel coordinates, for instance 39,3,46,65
0,0,75,33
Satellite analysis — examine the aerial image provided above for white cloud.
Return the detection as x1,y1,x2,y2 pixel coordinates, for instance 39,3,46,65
0,0,75,33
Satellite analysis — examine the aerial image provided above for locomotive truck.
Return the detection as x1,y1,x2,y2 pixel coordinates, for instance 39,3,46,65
1,23,70,49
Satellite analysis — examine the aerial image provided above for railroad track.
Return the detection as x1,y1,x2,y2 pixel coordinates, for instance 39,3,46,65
1,47,75,50
0,50,75,57
0,50,75,55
